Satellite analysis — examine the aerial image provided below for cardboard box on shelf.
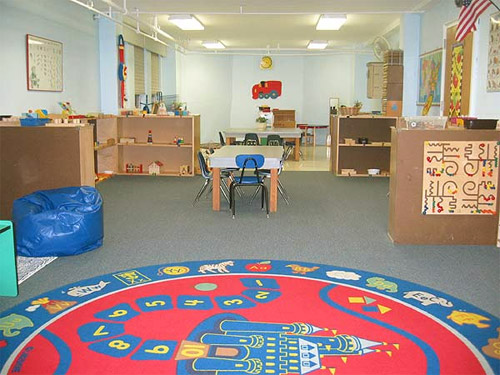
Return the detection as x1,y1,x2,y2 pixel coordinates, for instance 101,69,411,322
119,137,135,144
386,101,402,117
386,83,403,101
385,66,403,83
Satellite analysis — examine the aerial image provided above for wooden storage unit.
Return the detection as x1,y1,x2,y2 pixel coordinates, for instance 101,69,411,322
272,109,296,128
116,116,200,176
382,50,404,116
388,127,500,245
330,115,397,177
91,117,118,174
0,124,95,219
367,62,384,99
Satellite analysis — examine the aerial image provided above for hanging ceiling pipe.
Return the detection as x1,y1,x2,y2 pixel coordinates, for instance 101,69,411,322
68,0,169,46
150,15,176,42
100,0,126,13
185,50,373,56
131,10,424,15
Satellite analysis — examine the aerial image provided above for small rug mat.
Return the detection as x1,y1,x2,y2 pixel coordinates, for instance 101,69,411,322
0,260,498,374
16,256,57,284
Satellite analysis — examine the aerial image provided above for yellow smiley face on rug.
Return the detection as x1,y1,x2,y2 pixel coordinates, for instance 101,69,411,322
160,266,190,275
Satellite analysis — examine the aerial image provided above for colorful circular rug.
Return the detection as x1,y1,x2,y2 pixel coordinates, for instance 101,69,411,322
0,260,498,374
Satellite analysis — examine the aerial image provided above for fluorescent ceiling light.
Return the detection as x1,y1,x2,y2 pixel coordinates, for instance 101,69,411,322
202,40,225,49
307,40,328,50
168,15,204,30
316,14,347,30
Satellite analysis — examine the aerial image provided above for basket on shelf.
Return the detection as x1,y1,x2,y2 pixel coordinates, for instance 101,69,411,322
339,107,361,116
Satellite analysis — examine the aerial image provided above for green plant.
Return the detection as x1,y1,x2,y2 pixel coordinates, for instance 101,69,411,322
354,100,363,108
172,101,185,110
256,116,267,123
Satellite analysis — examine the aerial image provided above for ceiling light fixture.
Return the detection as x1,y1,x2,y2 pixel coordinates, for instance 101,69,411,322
307,40,328,50
202,40,225,49
316,14,347,30
168,15,204,30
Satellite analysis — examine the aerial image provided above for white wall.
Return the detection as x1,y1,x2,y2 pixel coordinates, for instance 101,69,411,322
400,14,421,116
98,18,118,114
230,55,305,128
0,0,100,115
178,52,373,143
162,46,177,96
178,54,233,143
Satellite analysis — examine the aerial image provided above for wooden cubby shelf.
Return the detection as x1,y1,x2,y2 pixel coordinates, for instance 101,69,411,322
338,144,391,148
330,115,398,177
94,143,115,151
93,115,200,177
117,143,193,148
115,172,183,177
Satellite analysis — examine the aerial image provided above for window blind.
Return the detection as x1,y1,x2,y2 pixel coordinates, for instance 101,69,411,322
151,53,160,95
134,46,145,95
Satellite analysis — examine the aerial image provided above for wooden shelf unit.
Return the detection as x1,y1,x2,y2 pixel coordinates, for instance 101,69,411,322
92,116,200,176
272,109,296,128
382,50,404,116
388,127,500,245
330,115,398,177
0,124,95,219
117,116,200,176
92,117,118,175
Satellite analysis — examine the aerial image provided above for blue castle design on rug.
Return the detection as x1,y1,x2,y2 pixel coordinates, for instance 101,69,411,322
178,318,395,374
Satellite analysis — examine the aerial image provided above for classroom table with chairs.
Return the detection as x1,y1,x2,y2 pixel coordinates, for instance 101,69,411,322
223,128,302,161
208,145,284,213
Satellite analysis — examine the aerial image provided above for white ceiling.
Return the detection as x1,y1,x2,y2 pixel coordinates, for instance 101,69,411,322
97,0,438,51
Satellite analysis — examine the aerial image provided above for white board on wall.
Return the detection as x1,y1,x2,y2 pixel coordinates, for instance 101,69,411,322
26,34,63,91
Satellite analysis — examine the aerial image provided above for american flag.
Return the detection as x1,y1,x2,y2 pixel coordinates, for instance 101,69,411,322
455,0,492,42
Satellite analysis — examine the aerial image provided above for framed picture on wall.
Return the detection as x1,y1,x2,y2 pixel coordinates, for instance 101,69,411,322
418,48,442,106
26,34,63,91
487,12,500,92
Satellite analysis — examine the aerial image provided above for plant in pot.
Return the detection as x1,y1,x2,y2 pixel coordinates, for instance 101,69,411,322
353,100,363,115
255,116,267,130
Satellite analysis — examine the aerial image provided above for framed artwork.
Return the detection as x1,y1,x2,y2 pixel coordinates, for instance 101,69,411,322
487,12,500,92
449,43,464,117
418,49,442,106
26,34,63,91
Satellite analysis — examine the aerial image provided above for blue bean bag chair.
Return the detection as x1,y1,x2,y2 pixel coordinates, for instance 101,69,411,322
12,186,103,257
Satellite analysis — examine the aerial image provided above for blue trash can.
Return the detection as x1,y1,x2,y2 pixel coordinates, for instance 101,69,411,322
12,186,104,257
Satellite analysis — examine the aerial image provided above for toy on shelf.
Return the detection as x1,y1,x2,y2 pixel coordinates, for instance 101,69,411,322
120,137,135,144
172,101,189,116
140,95,153,114
173,136,184,146
20,109,50,126
147,130,153,144
125,163,143,173
59,101,74,117
157,102,167,115
148,161,163,175
179,165,190,175
58,101,85,119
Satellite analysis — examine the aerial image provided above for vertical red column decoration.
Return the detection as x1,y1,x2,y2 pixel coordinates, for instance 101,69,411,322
118,35,127,109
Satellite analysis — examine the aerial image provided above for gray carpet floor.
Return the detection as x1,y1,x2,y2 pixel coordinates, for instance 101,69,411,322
1,172,499,316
